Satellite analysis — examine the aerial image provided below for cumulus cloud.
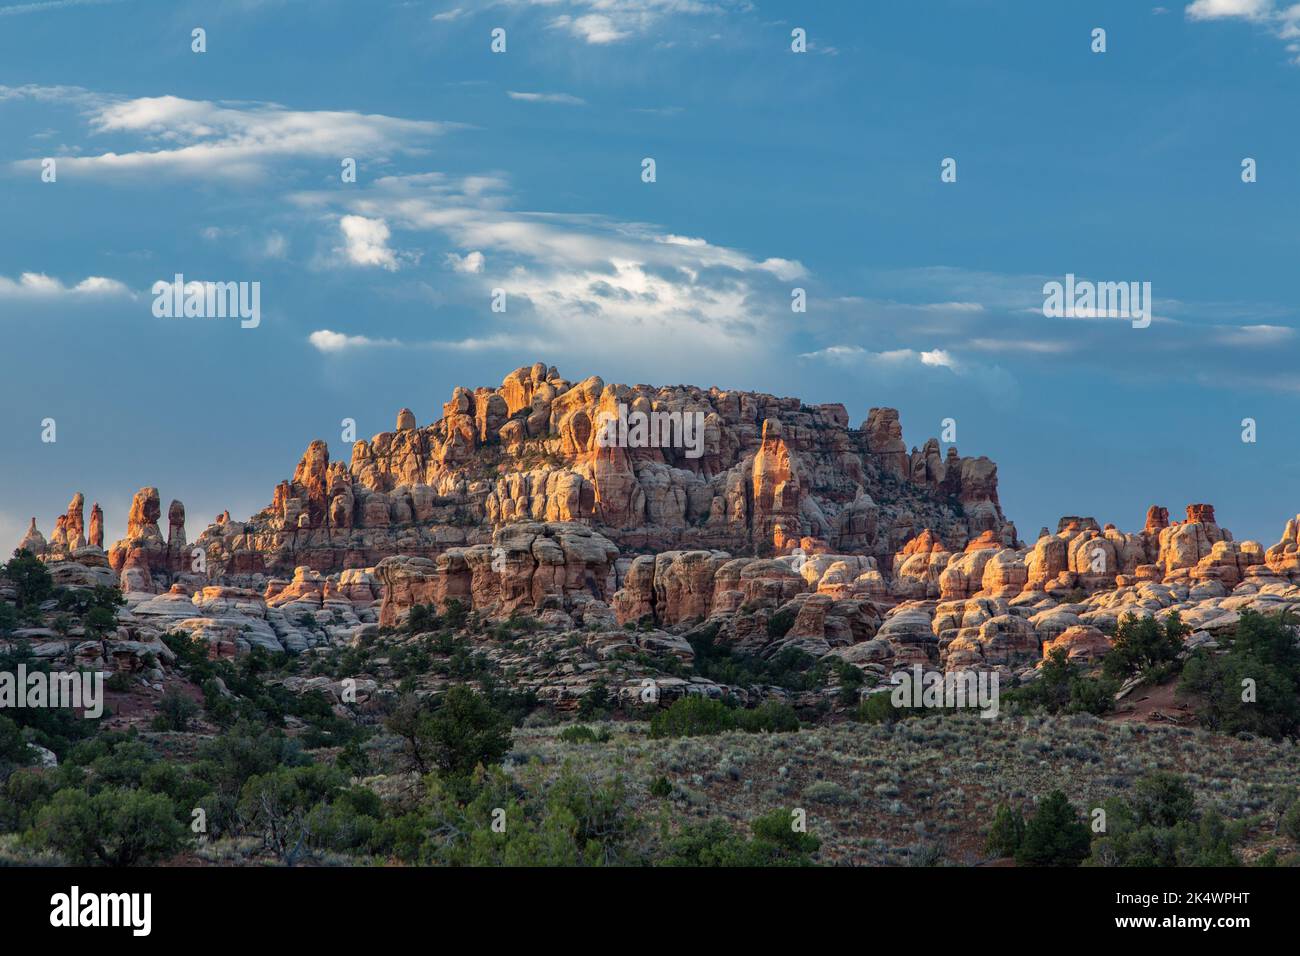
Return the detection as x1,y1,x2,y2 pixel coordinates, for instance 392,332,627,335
2,87,450,180
446,250,485,273
0,272,130,298
293,171,807,361
338,215,400,270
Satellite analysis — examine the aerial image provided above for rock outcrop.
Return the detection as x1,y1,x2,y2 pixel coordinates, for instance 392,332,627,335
14,365,1300,702
166,364,1011,583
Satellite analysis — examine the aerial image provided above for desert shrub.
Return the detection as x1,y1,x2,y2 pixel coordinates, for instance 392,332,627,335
152,687,200,732
405,603,438,635
1006,649,1116,716
688,623,827,691
1129,771,1195,828
559,724,609,745
833,659,866,705
577,682,611,720
649,697,736,739
0,716,34,780
985,803,1026,857
736,700,800,733
661,809,819,866
1016,790,1090,867
1280,801,1300,842
237,763,376,862
2,549,53,611
1179,610,1300,739
853,688,955,724
385,686,511,781
767,607,797,639
441,599,470,631
801,781,852,805
0,650,99,756
36,787,185,866
1086,772,1243,867
1103,612,1189,680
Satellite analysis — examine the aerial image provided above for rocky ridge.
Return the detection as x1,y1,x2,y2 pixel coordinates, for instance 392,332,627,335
10,364,1300,709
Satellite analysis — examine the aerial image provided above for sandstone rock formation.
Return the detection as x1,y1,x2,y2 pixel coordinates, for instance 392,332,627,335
88,503,103,549
15,365,1300,709
167,364,1010,584
18,518,46,556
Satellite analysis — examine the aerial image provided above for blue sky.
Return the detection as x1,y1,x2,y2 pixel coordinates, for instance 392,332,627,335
1,0,1297,549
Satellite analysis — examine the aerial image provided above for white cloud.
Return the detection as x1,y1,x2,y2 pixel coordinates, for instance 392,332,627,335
446,250,485,273
915,301,986,313
517,0,743,45
0,272,130,298
553,13,631,44
338,215,399,270
507,91,587,105
309,329,548,353
308,329,401,352
264,232,289,259
292,171,807,360
1186,0,1271,20
920,349,956,368
967,337,1074,355
3,87,450,180
1215,323,1295,345
1185,1,1300,63
799,345,958,370
0,0,123,16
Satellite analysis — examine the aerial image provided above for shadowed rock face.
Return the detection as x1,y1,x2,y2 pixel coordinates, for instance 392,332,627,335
168,363,1009,582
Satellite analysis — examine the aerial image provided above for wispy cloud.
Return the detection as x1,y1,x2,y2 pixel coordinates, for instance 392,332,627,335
445,250,485,273
551,13,631,44
0,0,126,16
1185,0,1300,63
509,0,745,45
3,87,451,180
308,329,547,353
1186,0,1271,20
800,345,958,369
507,90,587,105
307,330,402,352
293,170,806,361
1214,323,1295,346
